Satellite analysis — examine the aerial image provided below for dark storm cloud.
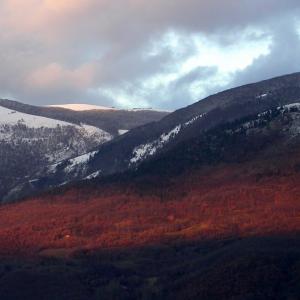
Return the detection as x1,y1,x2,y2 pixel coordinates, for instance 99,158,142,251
0,0,300,109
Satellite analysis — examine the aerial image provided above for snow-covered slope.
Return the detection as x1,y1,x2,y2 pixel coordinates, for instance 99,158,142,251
47,103,117,111
0,105,113,201
0,99,170,137
0,106,76,128
130,114,205,164
0,106,112,145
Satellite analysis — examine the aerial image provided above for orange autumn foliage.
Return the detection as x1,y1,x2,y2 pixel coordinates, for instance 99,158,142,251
0,164,300,258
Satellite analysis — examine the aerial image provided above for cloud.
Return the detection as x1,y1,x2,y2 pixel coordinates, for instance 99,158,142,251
0,0,299,108
230,18,300,88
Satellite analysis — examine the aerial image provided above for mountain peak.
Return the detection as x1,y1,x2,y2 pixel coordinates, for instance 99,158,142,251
47,103,117,111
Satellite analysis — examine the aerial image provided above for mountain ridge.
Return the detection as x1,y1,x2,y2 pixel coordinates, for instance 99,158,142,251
2,73,300,299
0,101,168,202
15,72,300,201
0,99,169,136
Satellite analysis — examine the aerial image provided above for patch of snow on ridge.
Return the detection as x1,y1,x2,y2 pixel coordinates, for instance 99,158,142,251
65,151,98,173
130,125,181,164
184,113,205,126
282,103,300,110
255,102,300,119
161,125,181,142
48,104,171,113
0,106,113,144
256,93,269,100
85,170,102,180
79,124,112,141
118,129,129,135
0,106,73,128
48,104,116,111
229,103,300,136
130,113,206,165
126,108,171,113
257,110,272,118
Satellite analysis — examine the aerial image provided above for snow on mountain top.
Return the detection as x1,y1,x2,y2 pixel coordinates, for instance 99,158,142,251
0,105,113,141
126,108,172,113
48,103,171,113
47,104,117,111
0,105,75,128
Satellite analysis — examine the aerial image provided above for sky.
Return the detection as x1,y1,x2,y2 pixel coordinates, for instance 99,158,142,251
0,0,300,110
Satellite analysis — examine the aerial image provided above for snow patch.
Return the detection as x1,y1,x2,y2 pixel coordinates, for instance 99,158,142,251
118,129,129,135
282,103,300,110
130,125,181,164
48,104,170,113
0,106,74,128
0,106,113,145
256,93,269,100
130,113,205,165
64,151,98,173
126,108,171,113
184,113,205,126
85,170,102,180
79,124,112,141
47,104,116,111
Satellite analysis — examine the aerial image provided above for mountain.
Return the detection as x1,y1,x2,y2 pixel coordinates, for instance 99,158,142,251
0,99,169,136
1,102,300,248
0,105,113,201
0,100,169,202
48,103,169,112
47,103,117,111
16,72,300,199
1,73,300,299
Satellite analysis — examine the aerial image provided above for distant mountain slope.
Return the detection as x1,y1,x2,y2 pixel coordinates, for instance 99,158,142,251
0,99,169,136
0,105,108,134
48,103,169,112
20,72,300,196
47,103,117,111
0,106,112,201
